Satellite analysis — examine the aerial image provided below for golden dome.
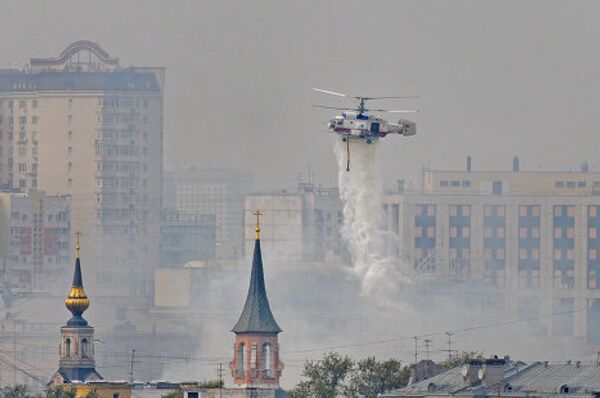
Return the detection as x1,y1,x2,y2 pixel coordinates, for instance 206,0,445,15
65,231,89,317
65,285,89,316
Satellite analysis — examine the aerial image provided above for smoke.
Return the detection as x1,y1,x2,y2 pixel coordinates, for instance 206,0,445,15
333,138,411,304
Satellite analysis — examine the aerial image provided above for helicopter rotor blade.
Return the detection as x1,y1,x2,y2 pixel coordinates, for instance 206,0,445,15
312,88,350,98
368,108,419,113
313,105,356,111
363,96,420,100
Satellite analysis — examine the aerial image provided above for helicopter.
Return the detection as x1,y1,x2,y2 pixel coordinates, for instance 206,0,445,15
313,88,417,171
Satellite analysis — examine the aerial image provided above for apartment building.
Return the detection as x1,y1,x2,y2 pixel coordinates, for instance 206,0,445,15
383,160,600,345
0,190,70,291
244,182,344,263
0,41,164,294
167,167,253,260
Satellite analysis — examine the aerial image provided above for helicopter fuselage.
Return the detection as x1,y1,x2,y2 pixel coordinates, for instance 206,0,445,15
326,112,415,143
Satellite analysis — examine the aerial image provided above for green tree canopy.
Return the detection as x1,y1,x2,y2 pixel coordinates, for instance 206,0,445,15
289,353,411,398
437,350,485,370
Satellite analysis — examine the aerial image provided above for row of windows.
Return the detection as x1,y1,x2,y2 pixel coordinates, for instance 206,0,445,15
98,96,149,109
556,180,588,188
4,99,39,109
440,180,471,187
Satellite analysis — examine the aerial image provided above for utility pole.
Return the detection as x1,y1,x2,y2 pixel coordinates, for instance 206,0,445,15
217,362,224,398
413,336,419,367
445,332,455,360
129,349,136,383
424,339,432,361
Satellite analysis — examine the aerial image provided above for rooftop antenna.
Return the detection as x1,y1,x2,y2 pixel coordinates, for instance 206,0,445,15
413,336,420,366
444,331,455,360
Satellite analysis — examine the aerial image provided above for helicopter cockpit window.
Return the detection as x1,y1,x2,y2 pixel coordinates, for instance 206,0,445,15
336,119,343,125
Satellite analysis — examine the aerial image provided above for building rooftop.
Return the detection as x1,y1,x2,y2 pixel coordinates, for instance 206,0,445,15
385,359,600,397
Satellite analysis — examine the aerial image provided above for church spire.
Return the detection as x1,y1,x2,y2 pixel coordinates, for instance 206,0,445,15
232,211,281,334
65,231,89,326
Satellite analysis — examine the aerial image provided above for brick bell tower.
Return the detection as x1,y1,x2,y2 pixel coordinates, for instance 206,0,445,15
230,211,283,388
49,232,102,386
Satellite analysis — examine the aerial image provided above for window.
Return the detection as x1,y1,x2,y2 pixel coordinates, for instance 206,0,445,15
556,181,564,188
462,180,471,187
440,180,449,187
113,394,120,398
567,181,576,188
250,344,257,369
32,116,38,124
578,181,587,187
263,343,273,377
492,181,502,196
237,343,245,376
81,338,88,358
32,100,38,108
18,100,25,109
65,338,71,357
450,180,460,187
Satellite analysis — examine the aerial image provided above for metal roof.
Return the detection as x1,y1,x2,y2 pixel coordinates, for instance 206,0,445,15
384,360,600,397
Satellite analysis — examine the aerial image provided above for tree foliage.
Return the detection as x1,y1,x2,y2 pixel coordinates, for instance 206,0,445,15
161,390,183,398
197,380,224,389
344,357,410,398
289,352,354,398
437,350,485,370
289,353,410,398
1,385,33,398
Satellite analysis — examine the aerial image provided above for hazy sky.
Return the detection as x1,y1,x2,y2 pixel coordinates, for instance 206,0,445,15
2,0,600,188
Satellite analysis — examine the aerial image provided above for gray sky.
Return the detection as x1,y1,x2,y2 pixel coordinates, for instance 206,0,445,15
2,0,600,188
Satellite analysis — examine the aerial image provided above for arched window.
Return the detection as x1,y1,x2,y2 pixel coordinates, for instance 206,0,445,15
237,343,245,377
262,343,273,377
81,338,88,358
560,385,570,394
65,338,71,357
250,344,257,369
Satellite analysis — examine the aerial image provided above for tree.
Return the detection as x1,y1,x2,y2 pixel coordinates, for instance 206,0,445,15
289,352,354,398
1,385,34,398
344,358,410,398
161,390,183,398
438,350,485,370
45,387,76,398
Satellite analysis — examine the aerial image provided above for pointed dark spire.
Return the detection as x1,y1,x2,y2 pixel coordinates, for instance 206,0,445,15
72,257,83,287
65,231,89,326
232,213,281,334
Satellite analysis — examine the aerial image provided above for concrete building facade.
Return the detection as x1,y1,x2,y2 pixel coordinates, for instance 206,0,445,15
166,167,253,260
244,182,344,263
0,190,70,291
160,210,216,267
383,164,600,346
0,41,164,294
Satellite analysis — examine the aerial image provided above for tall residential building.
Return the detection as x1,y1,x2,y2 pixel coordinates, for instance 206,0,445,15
244,182,344,263
383,159,600,346
0,41,164,294
167,167,254,259
0,190,70,291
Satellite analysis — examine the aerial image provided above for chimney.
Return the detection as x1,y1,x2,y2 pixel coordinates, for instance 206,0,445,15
581,161,590,173
481,357,506,389
513,156,520,172
467,156,472,172
462,359,482,387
